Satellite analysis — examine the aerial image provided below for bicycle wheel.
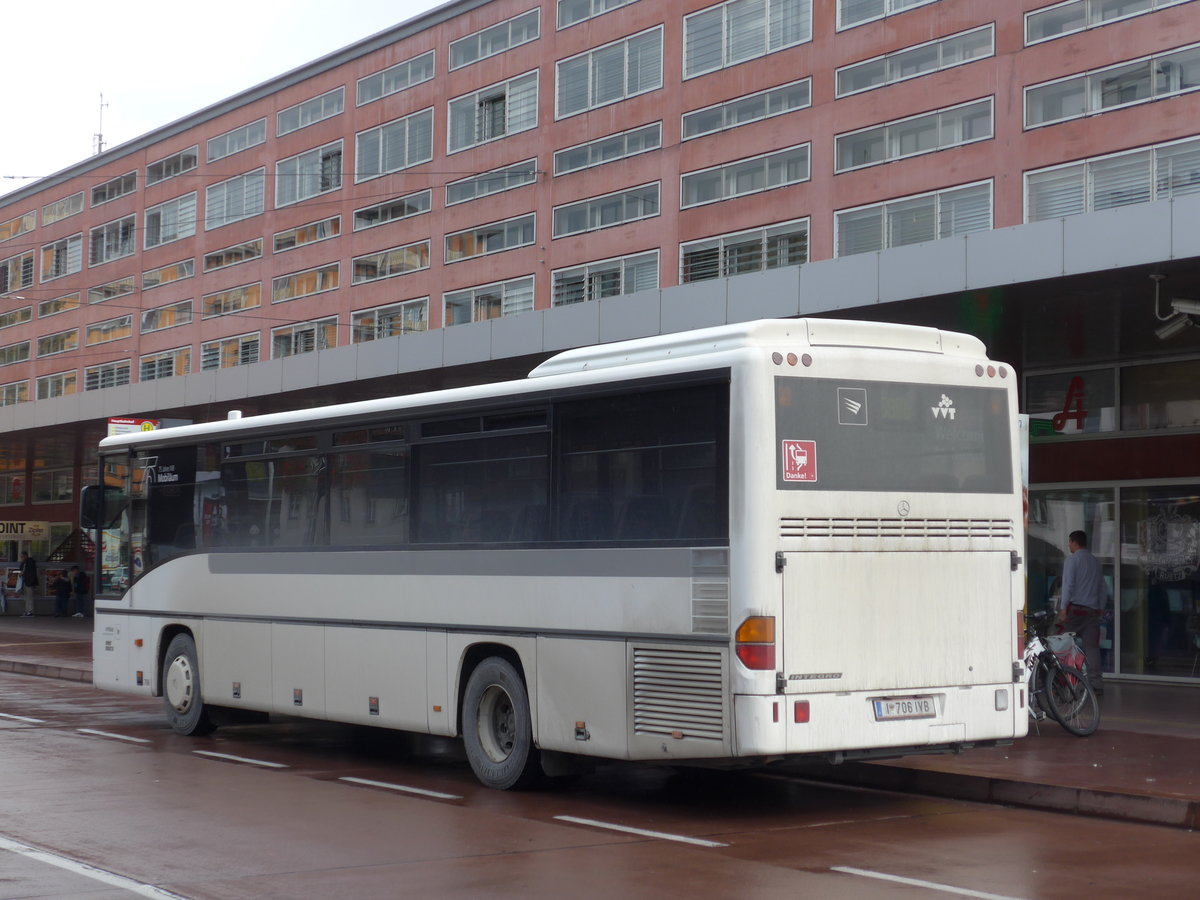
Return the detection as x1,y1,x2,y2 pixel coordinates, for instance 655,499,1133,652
1044,663,1100,737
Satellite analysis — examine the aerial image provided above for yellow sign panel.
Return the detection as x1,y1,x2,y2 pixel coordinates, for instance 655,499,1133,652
0,521,50,539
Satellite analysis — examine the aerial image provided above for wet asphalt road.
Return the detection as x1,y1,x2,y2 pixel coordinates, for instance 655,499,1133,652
2,671,1196,900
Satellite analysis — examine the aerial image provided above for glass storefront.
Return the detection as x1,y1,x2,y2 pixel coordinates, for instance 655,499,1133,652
1027,489,1116,676
1029,484,1200,682
1119,486,1200,679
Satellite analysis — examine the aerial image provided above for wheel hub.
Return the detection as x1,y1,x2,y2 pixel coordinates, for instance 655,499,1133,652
165,654,195,713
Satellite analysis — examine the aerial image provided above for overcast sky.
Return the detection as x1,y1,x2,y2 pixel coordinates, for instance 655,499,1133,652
0,0,443,199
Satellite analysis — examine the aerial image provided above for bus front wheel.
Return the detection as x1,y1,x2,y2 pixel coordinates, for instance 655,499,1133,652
462,657,539,790
163,634,216,736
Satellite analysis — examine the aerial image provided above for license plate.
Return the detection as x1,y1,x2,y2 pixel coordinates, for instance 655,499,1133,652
873,696,937,721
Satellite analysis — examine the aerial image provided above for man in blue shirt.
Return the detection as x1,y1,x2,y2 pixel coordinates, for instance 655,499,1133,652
1058,530,1106,695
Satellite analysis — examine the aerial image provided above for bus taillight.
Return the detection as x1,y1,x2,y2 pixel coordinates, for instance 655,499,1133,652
735,616,776,670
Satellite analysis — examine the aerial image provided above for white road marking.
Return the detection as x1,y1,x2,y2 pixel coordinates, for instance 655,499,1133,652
78,728,151,744
833,866,1029,900
339,776,462,800
0,834,188,899
0,712,44,723
554,815,727,848
192,750,288,769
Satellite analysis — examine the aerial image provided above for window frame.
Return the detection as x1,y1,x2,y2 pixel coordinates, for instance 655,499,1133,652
680,144,811,209
551,250,659,305
450,8,540,70
834,98,994,173
445,213,536,264
146,146,198,186
277,87,345,137
551,182,660,238
555,25,663,119
275,141,344,208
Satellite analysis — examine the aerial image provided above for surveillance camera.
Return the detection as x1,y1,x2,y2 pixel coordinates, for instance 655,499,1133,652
1156,313,1192,340
1169,298,1200,316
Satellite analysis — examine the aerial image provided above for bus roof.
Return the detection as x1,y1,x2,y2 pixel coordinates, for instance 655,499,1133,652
98,318,988,451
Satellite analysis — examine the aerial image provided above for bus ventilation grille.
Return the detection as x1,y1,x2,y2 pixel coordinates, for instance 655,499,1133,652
779,517,1013,541
632,647,725,741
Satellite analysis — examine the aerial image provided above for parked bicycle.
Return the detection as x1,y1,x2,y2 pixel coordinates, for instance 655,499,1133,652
1024,610,1100,737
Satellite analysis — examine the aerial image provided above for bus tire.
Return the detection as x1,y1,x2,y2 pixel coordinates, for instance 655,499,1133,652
462,657,539,790
163,634,216,736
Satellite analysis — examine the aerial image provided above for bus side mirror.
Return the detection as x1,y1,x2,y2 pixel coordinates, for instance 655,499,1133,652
79,485,102,530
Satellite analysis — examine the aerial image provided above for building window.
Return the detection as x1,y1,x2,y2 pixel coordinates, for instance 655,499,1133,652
0,341,30,366
681,219,809,282
207,118,267,162
1025,43,1200,128
837,0,940,30
552,251,658,305
836,25,993,97
558,0,640,29
202,284,261,318
142,299,193,334
444,276,534,325
352,298,429,341
681,144,810,208
140,346,191,381
1026,135,1200,220
89,276,136,305
143,259,194,290
682,81,810,141
85,315,133,346
0,306,32,330
84,360,131,391
451,9,540,70
554,123,661,175
271,317,337,358
0,211,35,244
37,329,79,357
684,0,811,79
835,98,993,172
91,171,137,206
36,371,76,401
448,71,538,153
351,241,431,284
146,146,198,186
42,192,84,226
0,440,24,503
1,250,34,294
556,26,662,118
205,169,266,230
446,160,537,205
89,215,136,266
204,239,263,272
272,263,339,302
144,193,198,249
357,50,435,105
40,234,83,282
39,293,80,318
355,108,434,182
0,380,27,407
1026,0,1192,45
445,214,535,263
552,183,659,238
278,87,344,136
273,216,341,252
276,141,343,207
201,333,259,370
835,181,992,257
354,190,432,231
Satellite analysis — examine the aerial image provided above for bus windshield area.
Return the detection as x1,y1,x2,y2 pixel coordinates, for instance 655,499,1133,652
775,376,1013,493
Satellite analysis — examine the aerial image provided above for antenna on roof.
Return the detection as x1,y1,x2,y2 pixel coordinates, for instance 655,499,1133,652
93,93,109,156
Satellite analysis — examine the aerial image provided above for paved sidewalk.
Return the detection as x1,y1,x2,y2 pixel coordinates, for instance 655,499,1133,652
2,616,1198,829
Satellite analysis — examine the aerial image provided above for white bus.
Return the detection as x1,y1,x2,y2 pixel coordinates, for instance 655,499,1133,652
90,319,1027,789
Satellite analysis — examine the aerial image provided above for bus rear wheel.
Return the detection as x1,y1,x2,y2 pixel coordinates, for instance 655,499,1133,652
163,634,216,736
462,657,539,790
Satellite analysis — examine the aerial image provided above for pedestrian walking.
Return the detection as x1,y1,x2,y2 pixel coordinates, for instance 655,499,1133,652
1058,530,1107,696
19,552,39,617
52,570,71,617
70,565,91,617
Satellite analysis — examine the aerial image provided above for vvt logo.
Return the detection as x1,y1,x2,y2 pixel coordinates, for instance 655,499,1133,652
931,394,957,420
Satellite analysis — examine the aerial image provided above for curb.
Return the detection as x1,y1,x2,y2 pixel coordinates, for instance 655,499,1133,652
823,762,1200,831
0,659,92,683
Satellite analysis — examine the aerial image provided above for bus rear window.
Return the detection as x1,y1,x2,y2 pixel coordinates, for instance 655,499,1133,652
775,377,1012,493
